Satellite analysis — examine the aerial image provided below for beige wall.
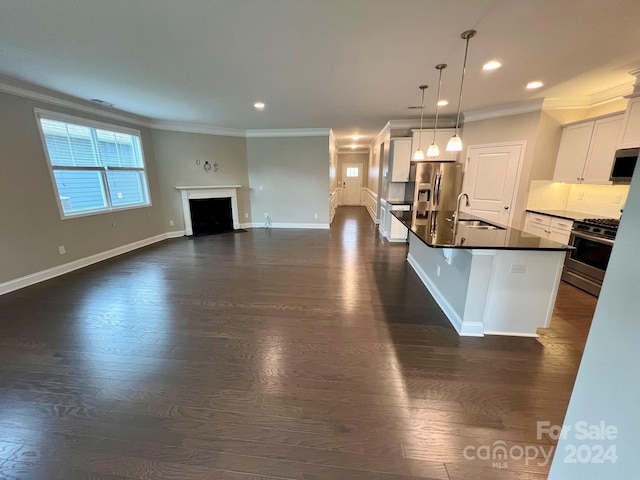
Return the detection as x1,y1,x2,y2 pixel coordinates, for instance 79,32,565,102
151,130,251,230
246,136,330,225
0,91,165,284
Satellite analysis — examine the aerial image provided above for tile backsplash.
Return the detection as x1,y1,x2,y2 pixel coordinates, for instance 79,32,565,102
527,180,629,218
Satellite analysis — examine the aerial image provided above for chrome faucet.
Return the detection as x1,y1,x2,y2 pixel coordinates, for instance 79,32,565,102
452,193,470,228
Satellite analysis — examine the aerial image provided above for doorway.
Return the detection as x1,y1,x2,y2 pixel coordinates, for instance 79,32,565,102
462,142,525,227
342,163,363,206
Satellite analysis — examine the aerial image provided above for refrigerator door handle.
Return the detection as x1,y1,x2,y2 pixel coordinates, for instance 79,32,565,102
434,172,442,207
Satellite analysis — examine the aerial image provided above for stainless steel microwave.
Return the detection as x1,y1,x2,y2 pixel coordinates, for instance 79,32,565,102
610,148,639,184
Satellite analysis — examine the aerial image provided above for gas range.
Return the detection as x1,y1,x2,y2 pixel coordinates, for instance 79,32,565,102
573,218,620,240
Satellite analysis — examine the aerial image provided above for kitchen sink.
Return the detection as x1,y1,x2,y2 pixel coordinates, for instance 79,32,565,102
456,219,501,229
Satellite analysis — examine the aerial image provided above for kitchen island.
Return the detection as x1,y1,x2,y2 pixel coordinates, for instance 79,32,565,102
392,211,574,337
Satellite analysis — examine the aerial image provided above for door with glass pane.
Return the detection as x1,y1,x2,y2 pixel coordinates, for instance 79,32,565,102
342,163,362,205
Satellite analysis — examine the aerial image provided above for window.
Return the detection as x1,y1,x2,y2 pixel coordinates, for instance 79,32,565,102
35,109,151,218
346,167,359,178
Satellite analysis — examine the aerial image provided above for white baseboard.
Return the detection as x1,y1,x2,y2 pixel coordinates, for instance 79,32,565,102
484,331,539,338
407,252,484,337
0,232,173,296
248,222,330,230
166,230,186,238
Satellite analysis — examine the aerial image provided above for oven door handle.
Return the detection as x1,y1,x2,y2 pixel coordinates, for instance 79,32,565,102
571,230,615,246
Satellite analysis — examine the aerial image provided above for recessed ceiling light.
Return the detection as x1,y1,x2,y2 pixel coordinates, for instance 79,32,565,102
437,100,448,106
352,135,360,141
350,145,357,150
483,60,502,71
526,81,544,89
254,101,265,110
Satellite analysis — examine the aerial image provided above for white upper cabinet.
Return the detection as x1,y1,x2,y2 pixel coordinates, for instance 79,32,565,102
617,96,640,149
553,113,623,184
411,128,459,162
388,138,412,182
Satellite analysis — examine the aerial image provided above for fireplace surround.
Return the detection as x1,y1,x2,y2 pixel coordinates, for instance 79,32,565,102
175,185,241,236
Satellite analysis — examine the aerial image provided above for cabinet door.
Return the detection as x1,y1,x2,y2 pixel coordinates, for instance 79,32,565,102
582,115,623,184
618,96,640,149
524,212,551,235
548,228,571,245
553,121,594,183
527,223,549,239
389,138,412,182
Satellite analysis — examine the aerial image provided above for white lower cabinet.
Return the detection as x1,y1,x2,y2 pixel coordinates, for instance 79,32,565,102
524,212,573,245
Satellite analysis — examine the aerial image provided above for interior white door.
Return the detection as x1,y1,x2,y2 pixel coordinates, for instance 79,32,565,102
462,143,524,227
342,163,363,206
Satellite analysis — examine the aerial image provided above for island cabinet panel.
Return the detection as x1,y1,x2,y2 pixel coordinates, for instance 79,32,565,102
553,114,623,184
618,96,640,149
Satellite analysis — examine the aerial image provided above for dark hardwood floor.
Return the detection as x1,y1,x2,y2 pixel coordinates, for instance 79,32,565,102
0,206,597,479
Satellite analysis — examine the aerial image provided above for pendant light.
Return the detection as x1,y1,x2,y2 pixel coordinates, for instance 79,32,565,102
447,30,476,152
427,64,447,157
413,84,428,160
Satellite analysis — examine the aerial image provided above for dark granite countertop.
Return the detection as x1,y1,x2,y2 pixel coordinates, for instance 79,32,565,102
392,210,574,251
386,199,413,206
525,209,617,221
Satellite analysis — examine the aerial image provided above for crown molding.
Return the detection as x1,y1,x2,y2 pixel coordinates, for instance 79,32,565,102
337,149,370,154
463,99,545,123
150,121,246,137
543,81,634,109
246,128,331,138
0,75,151,127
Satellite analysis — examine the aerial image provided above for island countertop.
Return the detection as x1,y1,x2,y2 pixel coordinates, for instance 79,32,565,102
391,210,574,251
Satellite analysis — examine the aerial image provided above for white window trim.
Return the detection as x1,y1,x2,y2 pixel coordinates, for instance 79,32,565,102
34,107,152,220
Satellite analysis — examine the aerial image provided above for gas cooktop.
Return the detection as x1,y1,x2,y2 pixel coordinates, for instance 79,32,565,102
574,218,620,239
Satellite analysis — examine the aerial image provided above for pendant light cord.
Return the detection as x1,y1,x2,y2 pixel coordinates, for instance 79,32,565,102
418,85,427,146
453,30,476,135
433,64,446,144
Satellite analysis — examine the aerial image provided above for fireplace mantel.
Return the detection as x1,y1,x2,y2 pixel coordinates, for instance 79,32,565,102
176,185,241,236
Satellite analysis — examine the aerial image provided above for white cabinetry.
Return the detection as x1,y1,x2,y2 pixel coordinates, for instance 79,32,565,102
411,129,458,162
524,212,573,245
388,204,410,242
553,114,623,184
388,138,412,182
618,96,640,149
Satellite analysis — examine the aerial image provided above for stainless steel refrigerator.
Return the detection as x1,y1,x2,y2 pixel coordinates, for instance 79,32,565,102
406,161,463,225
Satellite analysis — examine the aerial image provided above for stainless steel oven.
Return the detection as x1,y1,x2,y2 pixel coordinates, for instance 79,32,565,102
562,218,618,296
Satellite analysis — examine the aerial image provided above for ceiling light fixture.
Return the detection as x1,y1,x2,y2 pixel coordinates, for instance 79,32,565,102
483,60,502,71
254,101,265,109
437,100,448,106
351,145,357,150
352,135,360,141
526,81,544,89
427,64,447,158
447,29,476,153
413,84,428,161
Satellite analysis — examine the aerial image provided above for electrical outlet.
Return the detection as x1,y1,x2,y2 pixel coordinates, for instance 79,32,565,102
169,220,174,226
436,265,441,277
264,212,269,218
259,185,264,191
112,222,116,227
244,213,249,219
577,192,584,200
58,245,66,255
314,213,318,219
510,264,526,274
614,195,622,204
117,192,123,199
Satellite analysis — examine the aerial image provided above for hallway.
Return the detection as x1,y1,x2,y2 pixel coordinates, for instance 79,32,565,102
0,206,595,479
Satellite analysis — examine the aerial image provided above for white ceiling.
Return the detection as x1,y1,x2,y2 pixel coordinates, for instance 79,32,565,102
2,0,640,149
